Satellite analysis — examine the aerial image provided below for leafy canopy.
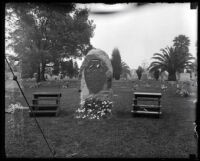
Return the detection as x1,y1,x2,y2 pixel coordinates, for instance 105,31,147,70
148,46,194,81
6,3,96,79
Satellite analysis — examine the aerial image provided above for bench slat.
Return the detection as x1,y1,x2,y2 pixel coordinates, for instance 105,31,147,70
29,110,59,117
33,92,61,98
132,105,161,108
29,109,58,113
33,92,61,95
31,104,59,108
134,92,162,96
131,110,162,115
133,98,160,101
33,98,60,100
133,92,162,99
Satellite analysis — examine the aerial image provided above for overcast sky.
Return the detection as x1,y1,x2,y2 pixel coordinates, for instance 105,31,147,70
76,3,197,69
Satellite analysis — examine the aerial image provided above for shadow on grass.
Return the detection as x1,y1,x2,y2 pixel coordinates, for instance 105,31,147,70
116,110,161,119
115,110,132,119
132,113,161,119
59,110,74,117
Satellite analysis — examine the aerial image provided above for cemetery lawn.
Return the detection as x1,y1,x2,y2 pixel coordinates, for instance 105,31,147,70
5,80,197,158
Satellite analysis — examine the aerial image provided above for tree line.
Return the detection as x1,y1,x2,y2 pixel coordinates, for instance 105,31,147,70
6,3,95,82
148,35,196,81
6,4,195,82
111,35,196,81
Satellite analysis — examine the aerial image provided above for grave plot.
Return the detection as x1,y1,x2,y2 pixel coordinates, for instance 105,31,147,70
29,92,62,117
132,92,162,118
75,49,113,120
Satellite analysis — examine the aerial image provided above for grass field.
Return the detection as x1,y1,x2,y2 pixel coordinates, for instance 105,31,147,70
5,80,197,158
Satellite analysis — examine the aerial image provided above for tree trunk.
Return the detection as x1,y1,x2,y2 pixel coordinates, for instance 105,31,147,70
40,61,46,81
138,74,142,80
168,72,176,81
53,60,59,75
115,74,120,80
37,64,41,83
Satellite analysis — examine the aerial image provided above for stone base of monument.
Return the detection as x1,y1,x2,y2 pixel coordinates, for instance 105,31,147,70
88,89,113,101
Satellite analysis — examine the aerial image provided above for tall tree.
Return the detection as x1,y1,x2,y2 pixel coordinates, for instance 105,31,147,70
73,61,79,78
111,48,122,80
173,35,191,73
67,59,74,78
148,46,194,81
6,3,95,82
173,35,190,53
136,66,144,80
6,3,75,80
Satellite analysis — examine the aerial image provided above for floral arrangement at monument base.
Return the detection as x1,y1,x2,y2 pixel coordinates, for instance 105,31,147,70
75,97,112,120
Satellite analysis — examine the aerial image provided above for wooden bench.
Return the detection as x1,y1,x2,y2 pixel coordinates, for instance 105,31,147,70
131,92,162,118
29,92,62,117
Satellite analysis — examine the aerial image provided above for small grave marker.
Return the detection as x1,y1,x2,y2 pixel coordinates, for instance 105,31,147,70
141,73,148,80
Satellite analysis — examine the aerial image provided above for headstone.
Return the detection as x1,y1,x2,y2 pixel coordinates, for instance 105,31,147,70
77,49,113,119
180,73,190,82
33,73,38,80
183,81,192,94
129,69,138,80
147,72,154,80
190,72,196,80
160,71,168,81
141,73,148,81
44,73,51,80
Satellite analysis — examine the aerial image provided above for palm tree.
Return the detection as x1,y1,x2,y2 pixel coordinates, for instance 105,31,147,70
173,35,191,73
121,61,131,80
173,35,190,53
148,46,194,81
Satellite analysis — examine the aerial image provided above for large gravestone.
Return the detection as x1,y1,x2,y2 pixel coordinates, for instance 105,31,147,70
141,72,148,81
160,71,168,81
79,49,113,104
76,49,113,119
180,73,190,82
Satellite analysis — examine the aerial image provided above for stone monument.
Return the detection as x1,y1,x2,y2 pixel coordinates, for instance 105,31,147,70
180,73,190,82
141,72,148,81
76,49,113,119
